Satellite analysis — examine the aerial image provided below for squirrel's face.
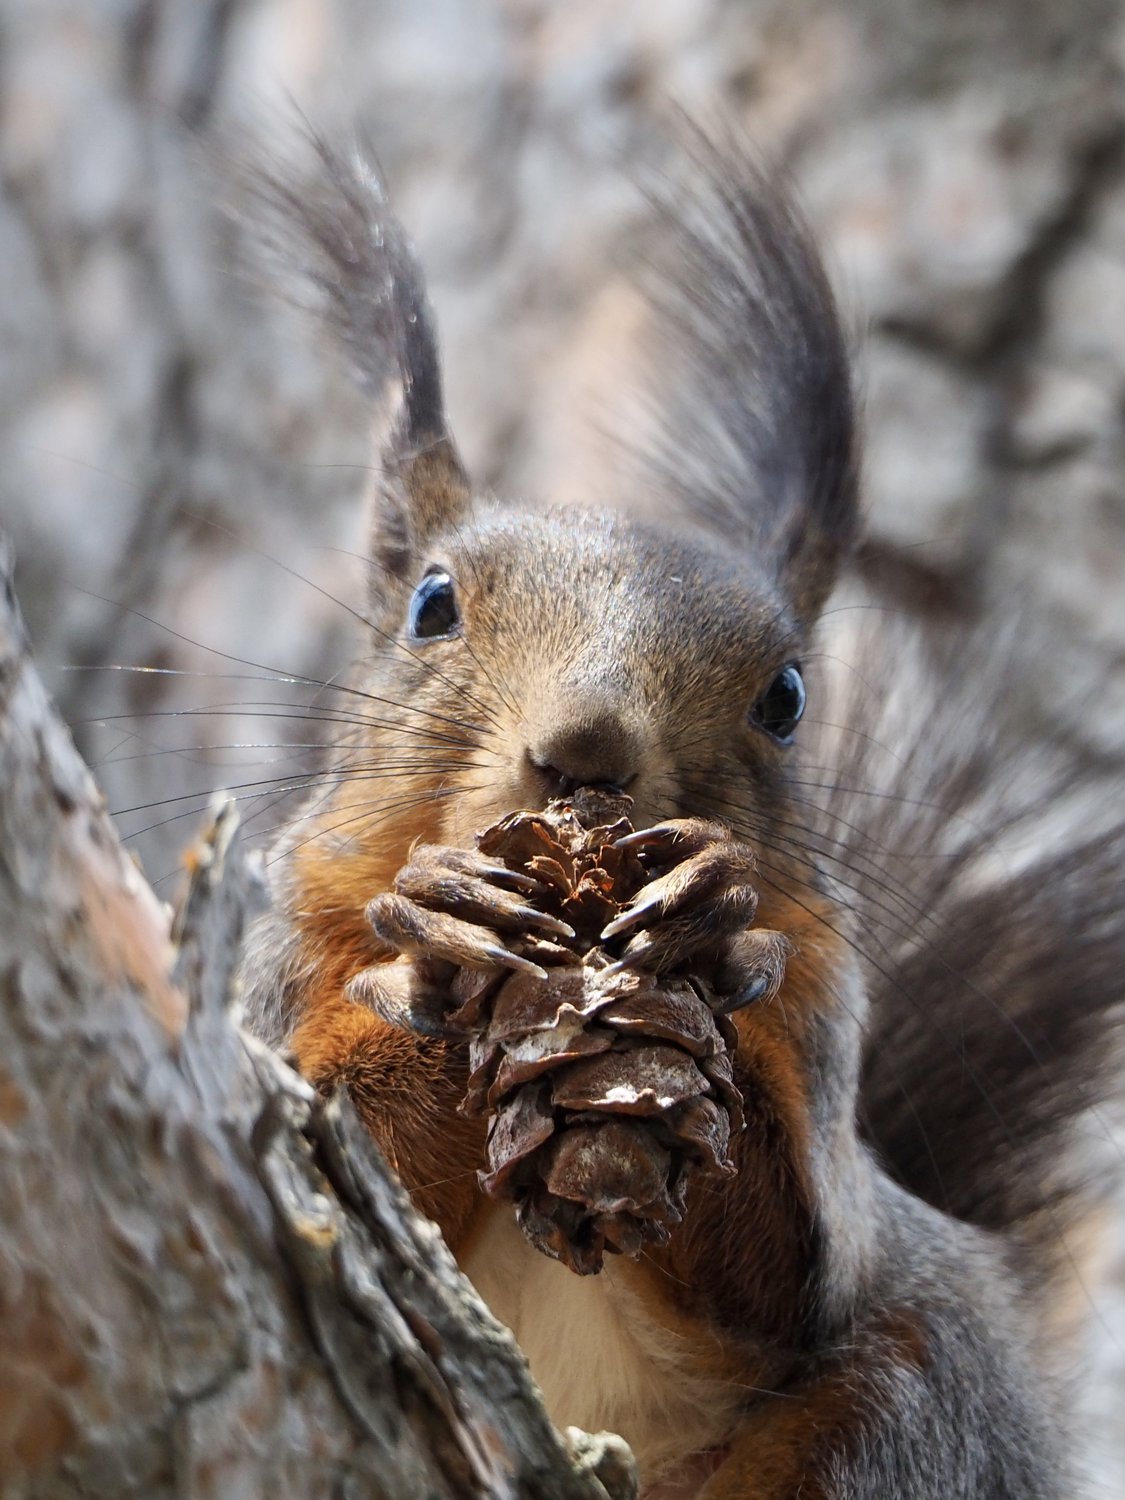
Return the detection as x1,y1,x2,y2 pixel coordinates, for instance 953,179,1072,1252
363,504,809,850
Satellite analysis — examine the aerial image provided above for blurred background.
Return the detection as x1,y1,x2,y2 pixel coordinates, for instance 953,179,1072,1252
0,0,1122,1488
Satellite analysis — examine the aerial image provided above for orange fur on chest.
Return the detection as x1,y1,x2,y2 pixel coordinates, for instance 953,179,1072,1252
291,991,485,1242
287,787,445,993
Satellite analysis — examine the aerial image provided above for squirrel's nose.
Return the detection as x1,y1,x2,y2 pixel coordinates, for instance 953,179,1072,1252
525,702,643,798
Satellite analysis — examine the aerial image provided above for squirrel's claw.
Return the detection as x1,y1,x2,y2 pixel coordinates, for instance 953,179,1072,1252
403,844,543,893
613,817,729,863
393,845,572,938
366,891,546,978
711,928,791,1012
600,825,759,974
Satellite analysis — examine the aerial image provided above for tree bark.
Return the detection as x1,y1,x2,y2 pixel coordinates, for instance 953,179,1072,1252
0,546,636,1500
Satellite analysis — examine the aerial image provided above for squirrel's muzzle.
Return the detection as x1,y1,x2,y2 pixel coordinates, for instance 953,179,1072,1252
524,693,646,801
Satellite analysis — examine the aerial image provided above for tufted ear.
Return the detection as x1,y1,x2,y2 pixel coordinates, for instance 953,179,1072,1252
639,128,860,626
245,133,472,610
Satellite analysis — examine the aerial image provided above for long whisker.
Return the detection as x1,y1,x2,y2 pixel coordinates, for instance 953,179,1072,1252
73,701,486,746
264,782,489,865
63,625,497,741
161,512,507,733
112,757,496,820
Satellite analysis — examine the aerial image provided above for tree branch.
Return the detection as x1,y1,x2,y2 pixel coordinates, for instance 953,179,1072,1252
0,543,636,1500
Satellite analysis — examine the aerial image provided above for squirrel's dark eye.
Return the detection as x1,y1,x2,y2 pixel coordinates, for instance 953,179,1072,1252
751,665,806,744
407,571,459,640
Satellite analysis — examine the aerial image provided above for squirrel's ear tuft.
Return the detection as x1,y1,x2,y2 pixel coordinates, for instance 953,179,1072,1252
639,127,859,624
239,131,471,608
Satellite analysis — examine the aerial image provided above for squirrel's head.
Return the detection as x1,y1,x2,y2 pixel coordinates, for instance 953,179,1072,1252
277,132,857,854
368,503,831,850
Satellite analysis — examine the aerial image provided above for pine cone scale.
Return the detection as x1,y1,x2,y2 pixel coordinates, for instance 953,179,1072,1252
549,1044,709,1115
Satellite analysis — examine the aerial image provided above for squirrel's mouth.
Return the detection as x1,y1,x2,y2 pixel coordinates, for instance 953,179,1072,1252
445,779,674,853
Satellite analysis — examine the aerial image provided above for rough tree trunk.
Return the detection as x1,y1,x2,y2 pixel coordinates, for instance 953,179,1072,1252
0,550,636,1498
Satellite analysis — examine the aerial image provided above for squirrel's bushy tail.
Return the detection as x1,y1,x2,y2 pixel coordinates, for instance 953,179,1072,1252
806,613,1124,1274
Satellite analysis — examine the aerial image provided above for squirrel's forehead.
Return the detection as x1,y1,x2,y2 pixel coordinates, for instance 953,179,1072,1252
454,510,772,606
445,510,794,664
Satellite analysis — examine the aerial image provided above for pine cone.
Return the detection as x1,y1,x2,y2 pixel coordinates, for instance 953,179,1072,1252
447,788,744,1276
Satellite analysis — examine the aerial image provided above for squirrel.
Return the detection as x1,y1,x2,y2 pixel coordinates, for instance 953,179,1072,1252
241,132,1124,1499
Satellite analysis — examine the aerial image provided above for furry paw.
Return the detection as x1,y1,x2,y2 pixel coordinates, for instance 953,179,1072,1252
369,843,573,967
357,845,576,1032
602,819,784,999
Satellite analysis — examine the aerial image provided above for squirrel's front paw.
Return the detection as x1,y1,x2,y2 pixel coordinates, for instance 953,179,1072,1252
350,846,574,1034
603,819,787,1006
